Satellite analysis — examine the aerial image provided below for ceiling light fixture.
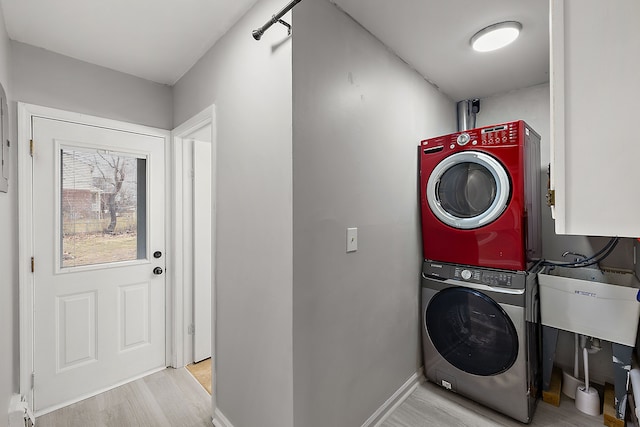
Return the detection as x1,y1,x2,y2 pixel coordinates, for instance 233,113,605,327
470,21,522,52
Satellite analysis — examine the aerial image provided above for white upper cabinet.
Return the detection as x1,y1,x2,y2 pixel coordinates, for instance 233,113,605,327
550,0,640,237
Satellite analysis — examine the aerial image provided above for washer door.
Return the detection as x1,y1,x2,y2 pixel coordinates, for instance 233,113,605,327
426,151,510,229
425,287,518,376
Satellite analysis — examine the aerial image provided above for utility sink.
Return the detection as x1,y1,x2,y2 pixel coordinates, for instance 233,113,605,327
538,266,640,346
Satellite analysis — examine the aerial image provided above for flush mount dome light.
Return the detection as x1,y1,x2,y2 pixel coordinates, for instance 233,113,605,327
470,21,522,52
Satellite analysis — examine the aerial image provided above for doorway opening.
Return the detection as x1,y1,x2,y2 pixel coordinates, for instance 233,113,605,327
171,106,217,412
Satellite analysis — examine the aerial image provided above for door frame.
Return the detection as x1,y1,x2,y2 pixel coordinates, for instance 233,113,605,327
17,103,173,413
170,105,217,414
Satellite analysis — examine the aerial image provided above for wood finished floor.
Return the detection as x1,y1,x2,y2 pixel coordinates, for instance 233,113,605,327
36,368,212,427
35,368,605,427
382,380,604,427
186,358,212,395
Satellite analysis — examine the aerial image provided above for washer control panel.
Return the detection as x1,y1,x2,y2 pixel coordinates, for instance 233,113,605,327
454,267,513,288
422,261,528,291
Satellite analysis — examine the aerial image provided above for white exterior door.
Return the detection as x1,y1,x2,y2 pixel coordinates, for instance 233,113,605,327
32,116,166,413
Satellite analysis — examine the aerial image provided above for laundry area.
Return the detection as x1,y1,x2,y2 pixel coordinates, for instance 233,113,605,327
1,0,640,427
415,1,640,425
418,114,640,426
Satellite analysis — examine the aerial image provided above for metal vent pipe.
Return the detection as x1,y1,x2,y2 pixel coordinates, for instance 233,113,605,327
457,99,481,131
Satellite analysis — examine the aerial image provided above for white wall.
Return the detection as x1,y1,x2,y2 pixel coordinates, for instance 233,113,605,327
477,82,626,384
11,41,172,129
172,1,294,426
0,3,15,426
291,1,455,426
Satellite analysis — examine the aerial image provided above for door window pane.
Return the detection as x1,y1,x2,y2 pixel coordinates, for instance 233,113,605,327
61,148,147,268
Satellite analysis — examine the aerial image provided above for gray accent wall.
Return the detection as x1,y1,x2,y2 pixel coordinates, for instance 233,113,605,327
172,1,294,426
0,4,15,427
291,1,455,426
11,41,173,129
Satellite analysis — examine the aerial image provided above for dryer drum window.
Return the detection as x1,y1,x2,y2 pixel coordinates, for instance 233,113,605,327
437,162,496,218
426,151,510,229
425,287,518,376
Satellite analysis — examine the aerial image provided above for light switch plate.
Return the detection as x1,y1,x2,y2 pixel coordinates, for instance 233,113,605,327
346,227,358,253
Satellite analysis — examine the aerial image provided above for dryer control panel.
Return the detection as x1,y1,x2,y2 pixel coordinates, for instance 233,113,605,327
421,121,520,151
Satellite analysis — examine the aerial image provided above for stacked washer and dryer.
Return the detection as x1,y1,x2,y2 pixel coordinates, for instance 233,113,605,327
419,120,543,423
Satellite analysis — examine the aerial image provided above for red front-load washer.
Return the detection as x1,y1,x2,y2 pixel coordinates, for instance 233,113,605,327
419,121,541,271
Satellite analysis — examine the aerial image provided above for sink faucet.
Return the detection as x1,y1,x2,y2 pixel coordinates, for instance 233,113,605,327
562,251,589,263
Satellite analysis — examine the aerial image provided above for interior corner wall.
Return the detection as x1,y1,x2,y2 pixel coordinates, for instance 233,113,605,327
10,41,173,129
291,1,455,425
0,4,16,427
476,83,619,385
172,1,294,426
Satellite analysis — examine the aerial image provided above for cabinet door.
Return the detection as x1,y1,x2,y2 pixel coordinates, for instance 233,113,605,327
550,0,640,237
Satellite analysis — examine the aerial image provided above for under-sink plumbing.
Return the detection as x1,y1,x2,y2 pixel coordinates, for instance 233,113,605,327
580,335,602,354
562,251,589,263
543,237,619,269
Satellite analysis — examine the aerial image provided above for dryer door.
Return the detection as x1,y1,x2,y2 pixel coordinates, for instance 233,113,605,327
425,287,518,376
426,151,510,229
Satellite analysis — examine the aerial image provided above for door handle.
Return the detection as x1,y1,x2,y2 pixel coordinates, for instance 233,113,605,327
153,267,163,275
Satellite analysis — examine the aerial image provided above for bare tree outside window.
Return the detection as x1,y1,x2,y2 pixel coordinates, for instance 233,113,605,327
61,148,143,268
93,152,132,234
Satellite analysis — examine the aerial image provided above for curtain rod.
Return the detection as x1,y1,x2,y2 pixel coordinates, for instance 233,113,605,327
252,0,303,41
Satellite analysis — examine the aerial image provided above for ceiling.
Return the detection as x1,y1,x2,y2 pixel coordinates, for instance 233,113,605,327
0,0,549,100
0,0,259,85
331,0,549,101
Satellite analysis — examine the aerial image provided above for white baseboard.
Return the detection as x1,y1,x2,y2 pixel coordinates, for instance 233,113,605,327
361,368,424,427
213,408,234,427
34,366,166,417
210,369,423,427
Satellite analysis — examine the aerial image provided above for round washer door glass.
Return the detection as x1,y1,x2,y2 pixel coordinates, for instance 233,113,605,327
426,151,510,229
425,287,518,376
